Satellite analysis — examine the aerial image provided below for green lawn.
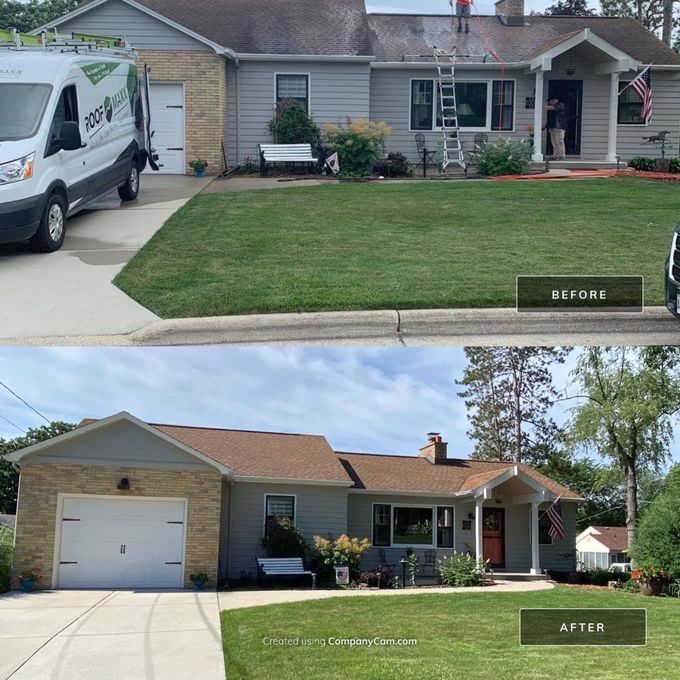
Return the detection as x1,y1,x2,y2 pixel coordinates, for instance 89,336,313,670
115,177,679,318
221,587,679,680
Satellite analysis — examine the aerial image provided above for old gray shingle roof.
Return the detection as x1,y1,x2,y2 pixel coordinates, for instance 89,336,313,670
367,14,680,65
134,0,373,56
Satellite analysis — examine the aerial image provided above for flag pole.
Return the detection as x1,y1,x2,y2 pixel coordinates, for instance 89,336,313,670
618,64,651,97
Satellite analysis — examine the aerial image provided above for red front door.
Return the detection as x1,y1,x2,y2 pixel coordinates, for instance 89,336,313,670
482,508,505,568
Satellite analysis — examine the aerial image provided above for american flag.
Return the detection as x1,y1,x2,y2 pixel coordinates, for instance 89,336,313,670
630,66,653,124
547,498,565,541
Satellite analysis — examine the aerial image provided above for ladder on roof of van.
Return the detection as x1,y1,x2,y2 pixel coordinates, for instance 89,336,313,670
0,27,137,59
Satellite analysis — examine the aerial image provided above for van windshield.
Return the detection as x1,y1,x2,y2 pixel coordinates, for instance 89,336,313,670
0,83,52,141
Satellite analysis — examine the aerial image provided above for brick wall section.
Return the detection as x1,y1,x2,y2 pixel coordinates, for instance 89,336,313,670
140,50,227,175
12,463,222,589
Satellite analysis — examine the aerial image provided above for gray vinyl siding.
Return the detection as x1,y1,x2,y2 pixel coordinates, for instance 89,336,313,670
227,59,371,167
617,70,680,161
347,493,577,573
370,66,533,164
227,481,348,578
538,500,578,572
23,421,212,471
56,0,210,51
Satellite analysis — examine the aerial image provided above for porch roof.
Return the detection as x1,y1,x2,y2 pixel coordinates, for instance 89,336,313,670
338,451,583,500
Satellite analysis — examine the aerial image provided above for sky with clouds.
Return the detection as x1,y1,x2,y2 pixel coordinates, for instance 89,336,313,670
365,0,600,17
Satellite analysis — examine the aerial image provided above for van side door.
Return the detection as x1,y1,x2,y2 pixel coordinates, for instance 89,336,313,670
44,83,90,211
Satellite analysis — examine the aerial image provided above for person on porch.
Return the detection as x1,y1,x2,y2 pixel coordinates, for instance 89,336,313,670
449,0,473,33
544,96,567,160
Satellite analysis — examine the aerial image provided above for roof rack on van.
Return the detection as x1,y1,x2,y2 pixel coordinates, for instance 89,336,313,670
0,27,137,59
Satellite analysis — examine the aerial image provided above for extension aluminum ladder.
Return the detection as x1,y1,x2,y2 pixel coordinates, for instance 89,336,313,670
434,47,466,172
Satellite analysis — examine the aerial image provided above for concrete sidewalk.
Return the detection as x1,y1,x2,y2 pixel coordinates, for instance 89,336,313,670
218,579,554,611
0,589,225,680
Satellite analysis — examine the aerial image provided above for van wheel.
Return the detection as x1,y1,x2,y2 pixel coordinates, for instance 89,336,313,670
118,158,140,201
29,193,66,253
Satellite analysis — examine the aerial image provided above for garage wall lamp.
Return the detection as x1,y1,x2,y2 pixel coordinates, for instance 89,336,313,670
117,477,130,490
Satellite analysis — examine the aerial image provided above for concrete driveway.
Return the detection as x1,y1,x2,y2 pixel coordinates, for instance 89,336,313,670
0,589,225,680
0,175,210,340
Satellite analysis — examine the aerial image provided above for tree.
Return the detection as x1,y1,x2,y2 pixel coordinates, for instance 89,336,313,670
0,422,74,514
600,0,679,45
544,0,596,16
565,348,680,548
0,0,78,34
631,464,680,577
267,99,321,147
456,347,571,465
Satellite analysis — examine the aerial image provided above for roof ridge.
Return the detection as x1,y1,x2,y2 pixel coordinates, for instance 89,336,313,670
150,422,326,439
337,450,516,464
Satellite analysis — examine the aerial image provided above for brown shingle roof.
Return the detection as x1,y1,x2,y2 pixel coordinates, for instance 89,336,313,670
338,451,582,499
367,14,680,65
131,0,373,56
151,423,351,482
590,526,629,551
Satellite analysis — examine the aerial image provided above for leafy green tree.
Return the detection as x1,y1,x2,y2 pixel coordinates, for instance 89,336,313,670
456,347,571,465
600,0,679,45
631,464,680,577
544,0,596,16
267,99,321,147
0,0,78,34
0,422,74,514
566,348,680,548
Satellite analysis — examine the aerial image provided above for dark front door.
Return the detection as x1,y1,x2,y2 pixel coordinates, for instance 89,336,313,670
546,79,583,156
482,508,505,568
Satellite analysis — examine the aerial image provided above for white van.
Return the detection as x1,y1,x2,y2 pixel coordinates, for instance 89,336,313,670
0,32,157,252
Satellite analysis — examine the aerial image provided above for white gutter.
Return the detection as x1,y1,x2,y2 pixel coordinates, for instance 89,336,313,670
233,475,353,487
371,61,528,69
235,53,374,62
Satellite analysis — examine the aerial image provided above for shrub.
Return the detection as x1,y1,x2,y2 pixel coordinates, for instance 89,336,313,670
359,564,394,589
668,157,680,174
615,578,640,593
267,99,321,146
322,118,392,177
473,138,531,176
0,526,12,593
311,534,371,586
261,517,307,558
374,152,412,178
628,156,656,171
237,156,260,175
588,568,631,586
407,553,419,586
437,552,488,587
631,466,680,580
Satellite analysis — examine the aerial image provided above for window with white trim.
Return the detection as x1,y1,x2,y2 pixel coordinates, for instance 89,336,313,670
276,74,309,111
618,84,644,124
373,503,391,546
411,79,514,131
539,512,553,545
437,506,454,548
393,506,434,546
264,494,295,536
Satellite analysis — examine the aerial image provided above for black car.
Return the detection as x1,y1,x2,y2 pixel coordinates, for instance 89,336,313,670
665,222,680,318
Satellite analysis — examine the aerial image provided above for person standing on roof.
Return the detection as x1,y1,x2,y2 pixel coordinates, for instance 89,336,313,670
449,0,473,33
544,96,567,160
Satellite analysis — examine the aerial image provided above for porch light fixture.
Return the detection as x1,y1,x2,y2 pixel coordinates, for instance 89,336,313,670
566,61,576,76
117,477,130,490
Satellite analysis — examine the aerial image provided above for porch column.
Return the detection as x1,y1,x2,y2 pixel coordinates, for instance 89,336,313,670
532,71,545,162
606,72,621,162
530,502,541,575
475,498,484,561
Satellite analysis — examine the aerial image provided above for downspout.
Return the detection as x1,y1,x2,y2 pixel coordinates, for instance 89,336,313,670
235,56,241,168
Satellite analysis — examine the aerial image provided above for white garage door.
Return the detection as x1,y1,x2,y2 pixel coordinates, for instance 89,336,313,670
57,496,186,589
147,83,185,174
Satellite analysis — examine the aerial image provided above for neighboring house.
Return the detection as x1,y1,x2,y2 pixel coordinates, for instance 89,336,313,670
576,525,631,570
7,412,582,589
0,514,15,530
33,0,680,173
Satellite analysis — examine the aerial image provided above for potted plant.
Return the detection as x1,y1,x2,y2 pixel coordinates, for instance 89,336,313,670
189,159,208,177
631,565,667,596
190,572,209,591
18,569,41,593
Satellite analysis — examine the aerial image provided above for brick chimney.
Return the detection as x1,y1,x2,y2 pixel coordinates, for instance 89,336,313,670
495,0,525,26
419,432,448,464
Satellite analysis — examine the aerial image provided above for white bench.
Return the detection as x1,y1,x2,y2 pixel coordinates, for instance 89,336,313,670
256,557,316,588
258,143,318,176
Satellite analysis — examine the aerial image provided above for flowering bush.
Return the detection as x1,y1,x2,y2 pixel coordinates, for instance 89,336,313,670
472,138,531,176
437,553,489,587
322,118,392,177
17,569,41,584
631,565,667,584
312,534,371,585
